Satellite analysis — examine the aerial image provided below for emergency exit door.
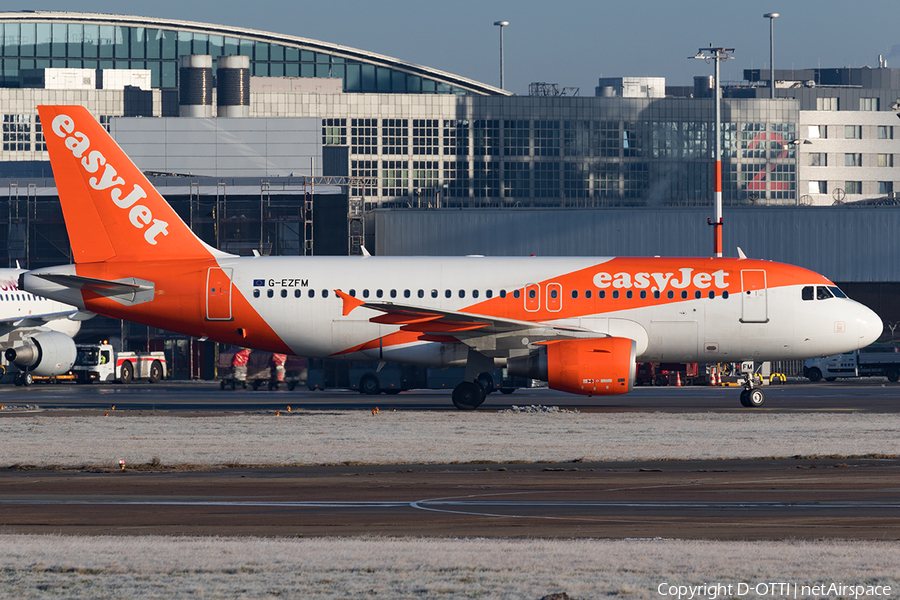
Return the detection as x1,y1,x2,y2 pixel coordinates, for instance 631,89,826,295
206,267,233,321
740,269,768,323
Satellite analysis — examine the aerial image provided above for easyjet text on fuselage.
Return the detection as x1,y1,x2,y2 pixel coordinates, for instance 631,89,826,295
592,268,729,292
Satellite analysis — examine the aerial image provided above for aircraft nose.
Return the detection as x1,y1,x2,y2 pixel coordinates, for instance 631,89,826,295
855,303,883,348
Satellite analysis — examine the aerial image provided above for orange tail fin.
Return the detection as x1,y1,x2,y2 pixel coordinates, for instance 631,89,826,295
38,105,228,263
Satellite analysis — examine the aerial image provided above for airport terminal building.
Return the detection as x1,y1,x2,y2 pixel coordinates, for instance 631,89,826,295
1,11,899,377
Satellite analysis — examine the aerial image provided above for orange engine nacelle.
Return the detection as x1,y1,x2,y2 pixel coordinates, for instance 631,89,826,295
508,337,636,396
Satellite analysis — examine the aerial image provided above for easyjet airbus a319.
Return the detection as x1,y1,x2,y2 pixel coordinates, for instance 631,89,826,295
23,105,882,409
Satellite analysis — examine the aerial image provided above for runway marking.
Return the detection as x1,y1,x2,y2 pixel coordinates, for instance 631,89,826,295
3,498,896,510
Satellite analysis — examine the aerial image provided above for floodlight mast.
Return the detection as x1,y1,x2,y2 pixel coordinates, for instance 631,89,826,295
764,13,780,100
690,46,734,258
494,21,509,90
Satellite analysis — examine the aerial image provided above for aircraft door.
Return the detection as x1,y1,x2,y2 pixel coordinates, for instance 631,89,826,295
546,283,562,312
740,269,768,323
206,267,233,321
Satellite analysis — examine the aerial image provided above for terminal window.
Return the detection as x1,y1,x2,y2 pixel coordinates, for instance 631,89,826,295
473,160,500,197
503,120,529,156
351,118,378,155
2,114,31,151
412,119,438,155
442,120,469,156
382,119,408,155
473,120,500,156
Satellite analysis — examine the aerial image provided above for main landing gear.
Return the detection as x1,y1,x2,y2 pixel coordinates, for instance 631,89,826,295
451,372,494,411
738,361,765,408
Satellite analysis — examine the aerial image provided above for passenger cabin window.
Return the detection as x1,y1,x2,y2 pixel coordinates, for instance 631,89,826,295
499,290,507,298
322,290,329,298
390,290,397,298
281,289,287,298
267,289,274,298
486,290,493,298
513,290,520,299
363,290,370,298
472,290,479,298
802,286,814,301
430,289,437,298
294,289,302,298
253,289,260,298
585,290,592,299
404,290,411,298
459,290,465,298
309,290,315,298
445,290,452,298
571,290,578,299
816,286,834,300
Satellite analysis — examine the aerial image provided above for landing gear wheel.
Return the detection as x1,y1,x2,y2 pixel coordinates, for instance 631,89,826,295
452,381,486,411
476,372,494,395
739,389,750,407
148,361,163,383
360,374,381,395
746,388,765,407
120,361,134,384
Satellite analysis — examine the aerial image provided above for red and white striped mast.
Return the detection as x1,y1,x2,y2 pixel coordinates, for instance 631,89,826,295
692,46,734,257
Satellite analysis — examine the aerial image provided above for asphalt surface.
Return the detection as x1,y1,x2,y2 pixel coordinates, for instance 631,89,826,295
2,380,900,540
2,379,900,412
1,459,899,540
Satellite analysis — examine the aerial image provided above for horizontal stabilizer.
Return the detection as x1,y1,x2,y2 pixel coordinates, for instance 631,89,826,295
35,273,155,306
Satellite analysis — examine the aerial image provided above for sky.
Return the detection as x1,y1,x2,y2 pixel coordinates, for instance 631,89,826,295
6,0,900,95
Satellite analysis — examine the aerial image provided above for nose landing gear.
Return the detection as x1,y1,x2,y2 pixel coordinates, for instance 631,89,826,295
738,361,765,408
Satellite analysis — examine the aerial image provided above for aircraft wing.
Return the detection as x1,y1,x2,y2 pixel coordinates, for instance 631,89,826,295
334,289,602,348
0,310,80,326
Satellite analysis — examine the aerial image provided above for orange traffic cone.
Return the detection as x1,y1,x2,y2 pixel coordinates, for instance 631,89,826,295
675,372,682,387
716,371,722,386
709,369,716,386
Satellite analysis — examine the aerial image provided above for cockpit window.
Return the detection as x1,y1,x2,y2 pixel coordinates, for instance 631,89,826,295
802,286,814,301
828,286,847,298
816,286,834,300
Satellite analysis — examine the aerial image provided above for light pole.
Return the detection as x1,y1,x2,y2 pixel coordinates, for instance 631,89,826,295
764,13,779,99
691,46,734,258
494,21,509,90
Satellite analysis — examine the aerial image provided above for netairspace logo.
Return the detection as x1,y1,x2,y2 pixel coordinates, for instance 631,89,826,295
656,581,893,599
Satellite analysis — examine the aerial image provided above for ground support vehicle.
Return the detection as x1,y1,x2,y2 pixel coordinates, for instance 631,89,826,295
73,343,166,384
805,345,900,382
306,359,528,395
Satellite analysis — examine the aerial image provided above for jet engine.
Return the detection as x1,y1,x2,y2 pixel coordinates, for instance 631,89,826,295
4,330,77,377
508,337,636,396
